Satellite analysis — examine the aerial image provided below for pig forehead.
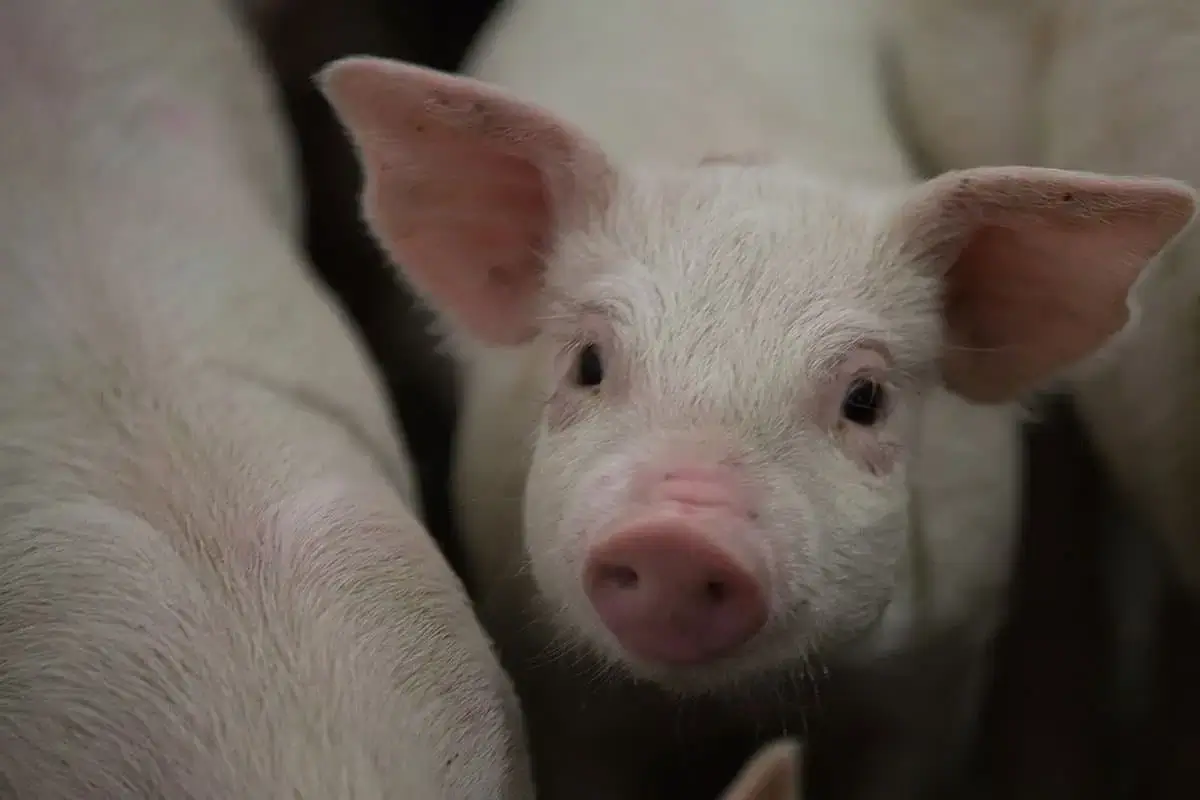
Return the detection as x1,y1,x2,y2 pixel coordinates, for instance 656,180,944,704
555,168,943,369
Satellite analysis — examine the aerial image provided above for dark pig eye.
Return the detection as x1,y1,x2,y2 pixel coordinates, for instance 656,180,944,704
841,378,885,426
573,343,605,388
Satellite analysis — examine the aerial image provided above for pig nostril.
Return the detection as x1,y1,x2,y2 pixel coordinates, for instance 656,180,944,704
704,579,727,603
597,563,639,590
584,527,769,666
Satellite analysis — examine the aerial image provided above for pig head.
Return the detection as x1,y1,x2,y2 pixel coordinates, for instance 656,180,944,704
321,56,1197,689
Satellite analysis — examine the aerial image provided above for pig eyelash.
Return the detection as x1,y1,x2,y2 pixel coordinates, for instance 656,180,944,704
544,337,621,432
551,338,607,394
820,343,896,430
569,342,605,388
557,315,617,388
840,376,889,427
543,340,603,416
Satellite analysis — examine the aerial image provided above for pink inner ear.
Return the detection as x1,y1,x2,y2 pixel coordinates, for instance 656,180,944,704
319,58,614,345
916,168,1197,401
362,129,552,344
942,222,1138,399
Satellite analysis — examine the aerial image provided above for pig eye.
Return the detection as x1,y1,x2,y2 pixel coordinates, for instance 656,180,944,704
841,378,885,426
572,343,605,388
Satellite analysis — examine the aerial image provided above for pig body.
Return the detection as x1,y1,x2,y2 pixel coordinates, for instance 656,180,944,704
322,1,1197,797
451,1,1022,796
0,1,531,797
884,0,1200,593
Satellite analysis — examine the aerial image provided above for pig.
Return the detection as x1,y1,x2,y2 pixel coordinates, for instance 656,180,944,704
0,0,533,797
319,7,1198,800
882,0,1200,596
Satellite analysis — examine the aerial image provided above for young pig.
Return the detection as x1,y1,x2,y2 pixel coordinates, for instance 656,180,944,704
0,0,532,797
321,13,1197,800
884,0,1200,595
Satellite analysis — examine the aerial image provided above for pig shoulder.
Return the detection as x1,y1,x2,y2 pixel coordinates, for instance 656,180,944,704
0,343,526,797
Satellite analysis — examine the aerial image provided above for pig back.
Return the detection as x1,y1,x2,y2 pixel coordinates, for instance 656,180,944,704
0,0,418,504
463,0,914,186
0,0,531,797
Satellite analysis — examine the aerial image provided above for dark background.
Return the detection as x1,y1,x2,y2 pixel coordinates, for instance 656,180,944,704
256,3,1200,797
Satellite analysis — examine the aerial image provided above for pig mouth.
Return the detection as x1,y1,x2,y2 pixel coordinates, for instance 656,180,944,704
569,606,819,695
606,632,821,698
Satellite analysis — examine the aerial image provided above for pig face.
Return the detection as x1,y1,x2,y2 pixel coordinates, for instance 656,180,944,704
321,57,1197,689
517,169,932,684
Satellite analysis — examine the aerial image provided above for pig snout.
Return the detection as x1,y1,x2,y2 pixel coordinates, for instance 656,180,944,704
582,466,768,666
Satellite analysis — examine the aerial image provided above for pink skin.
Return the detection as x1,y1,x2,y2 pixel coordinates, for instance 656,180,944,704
582,465,768,665
578,348,892,667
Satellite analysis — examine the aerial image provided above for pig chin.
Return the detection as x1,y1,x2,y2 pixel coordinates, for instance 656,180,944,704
576,610,813,695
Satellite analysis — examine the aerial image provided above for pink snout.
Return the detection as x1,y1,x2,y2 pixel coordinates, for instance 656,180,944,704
582,469,767,666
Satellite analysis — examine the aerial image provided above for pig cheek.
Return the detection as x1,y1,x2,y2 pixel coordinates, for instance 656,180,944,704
544,382,592,433
522,434,613,630
525,432,644,645
815,484,910,638
523,387,597,578
838,425,902,477
522,448,583,610
778,455,909,641
749,484,825,639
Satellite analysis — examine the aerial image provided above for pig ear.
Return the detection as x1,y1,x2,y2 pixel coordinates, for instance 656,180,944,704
317,56,617,345
718,740,802,800
890,166,1197,402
